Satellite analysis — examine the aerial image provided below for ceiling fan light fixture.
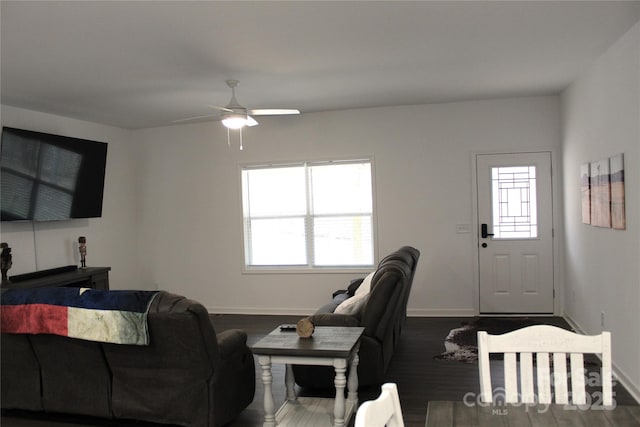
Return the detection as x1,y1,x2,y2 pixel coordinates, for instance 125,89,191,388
221,113,248,129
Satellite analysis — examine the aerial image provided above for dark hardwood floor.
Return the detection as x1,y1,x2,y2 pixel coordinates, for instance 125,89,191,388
2,315,637,427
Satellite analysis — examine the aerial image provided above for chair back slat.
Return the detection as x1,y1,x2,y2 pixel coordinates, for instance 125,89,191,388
478,331,492,403
570,353,586,405
519,352,535,403
602,334,613,406
553,352,569,404
504,353,519,402
537,352,552,404
477,325,612,408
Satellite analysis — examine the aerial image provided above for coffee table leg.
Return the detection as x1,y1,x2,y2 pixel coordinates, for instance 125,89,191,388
258,355,276,427
285,364,296,401
347,344,360,408
333,358,348,427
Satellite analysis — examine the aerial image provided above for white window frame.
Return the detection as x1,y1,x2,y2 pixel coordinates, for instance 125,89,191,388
240,157,377,273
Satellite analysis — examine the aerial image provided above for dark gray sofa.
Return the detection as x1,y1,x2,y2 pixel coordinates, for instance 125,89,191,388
1,291,255,427
293,246,420,388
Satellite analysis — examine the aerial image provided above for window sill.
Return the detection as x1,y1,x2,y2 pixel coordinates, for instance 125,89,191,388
242,267,373,275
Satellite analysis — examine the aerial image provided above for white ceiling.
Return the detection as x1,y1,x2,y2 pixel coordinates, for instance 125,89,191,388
2,1,639,130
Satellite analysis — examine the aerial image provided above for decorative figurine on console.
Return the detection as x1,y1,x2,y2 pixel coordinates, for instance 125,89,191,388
1,242,12,282
78,236,87,269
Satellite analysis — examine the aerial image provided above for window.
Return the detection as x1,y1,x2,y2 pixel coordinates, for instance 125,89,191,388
241,159,374,270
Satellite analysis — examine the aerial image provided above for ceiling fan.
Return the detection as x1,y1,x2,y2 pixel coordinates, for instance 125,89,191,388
174,79,300,150
216,79,300,128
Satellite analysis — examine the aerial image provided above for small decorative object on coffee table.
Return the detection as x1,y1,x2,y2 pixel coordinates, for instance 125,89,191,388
296,317,315,338
252,326,365,427
78,236,87,268
1,242,12,282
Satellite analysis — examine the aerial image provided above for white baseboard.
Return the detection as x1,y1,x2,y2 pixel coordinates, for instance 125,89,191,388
407,308,476,317
207,306,477,317
564,313,640,405
408,308,476,317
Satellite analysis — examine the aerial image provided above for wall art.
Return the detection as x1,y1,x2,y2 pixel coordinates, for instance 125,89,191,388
610,153,625,230
581,162,591,224
590,158,611,228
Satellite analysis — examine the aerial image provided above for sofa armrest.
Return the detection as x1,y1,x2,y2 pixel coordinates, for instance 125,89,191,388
307,313,361,327
216,329,248,359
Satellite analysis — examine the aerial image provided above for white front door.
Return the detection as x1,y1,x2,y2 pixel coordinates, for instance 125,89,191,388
477,152,554,313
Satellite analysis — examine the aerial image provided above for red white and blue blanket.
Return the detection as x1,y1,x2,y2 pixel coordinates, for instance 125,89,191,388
1,287,159,345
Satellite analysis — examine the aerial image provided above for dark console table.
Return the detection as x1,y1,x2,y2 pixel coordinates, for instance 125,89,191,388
1,266,111,290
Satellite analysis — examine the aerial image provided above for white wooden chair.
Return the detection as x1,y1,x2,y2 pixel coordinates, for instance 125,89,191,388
355,382,405,427
478,325,612,407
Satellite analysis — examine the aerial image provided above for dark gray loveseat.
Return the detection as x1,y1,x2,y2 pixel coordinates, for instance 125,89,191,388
1,291,255,427
293,246,420,388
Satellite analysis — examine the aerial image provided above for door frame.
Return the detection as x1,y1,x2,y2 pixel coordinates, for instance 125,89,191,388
470,148,563,316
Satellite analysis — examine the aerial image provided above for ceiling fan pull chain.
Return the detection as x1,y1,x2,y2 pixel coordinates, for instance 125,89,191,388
227,127,231,148
239,128,243,150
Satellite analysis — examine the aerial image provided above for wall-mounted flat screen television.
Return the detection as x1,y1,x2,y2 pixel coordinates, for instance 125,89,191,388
1,127,108,221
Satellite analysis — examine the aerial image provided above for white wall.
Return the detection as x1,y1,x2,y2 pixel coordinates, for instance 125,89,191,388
0,106,142,290
561,21,640,401
134,96,561,315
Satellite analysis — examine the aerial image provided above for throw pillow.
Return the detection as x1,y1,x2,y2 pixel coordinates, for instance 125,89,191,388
334,270,375,315
333,291,368,315
354,270,375,296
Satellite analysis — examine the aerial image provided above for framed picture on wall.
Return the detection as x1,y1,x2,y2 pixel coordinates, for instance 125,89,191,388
590,158,611,228
610,153,625,230
581,162,591,224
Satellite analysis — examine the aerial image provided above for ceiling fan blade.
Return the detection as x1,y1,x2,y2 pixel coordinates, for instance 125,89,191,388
247,116,259,126
172,114,220,124
207,105,234,113
249,109,300,116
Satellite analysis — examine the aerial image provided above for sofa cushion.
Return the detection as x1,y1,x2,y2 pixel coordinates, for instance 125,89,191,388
31,334,112,418
0,334,42,411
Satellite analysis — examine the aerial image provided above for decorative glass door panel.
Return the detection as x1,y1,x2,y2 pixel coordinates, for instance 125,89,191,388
491,166,538,239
